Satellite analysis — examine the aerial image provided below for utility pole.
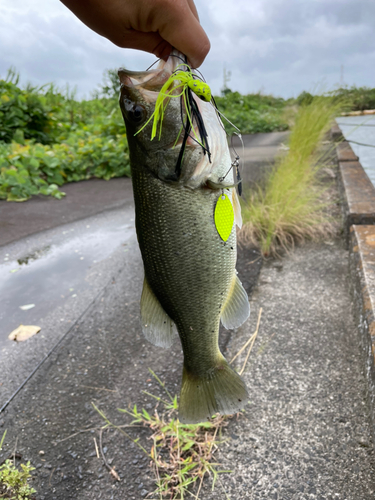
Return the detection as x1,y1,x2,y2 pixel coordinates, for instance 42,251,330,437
340,64,344,86
222,65,231,95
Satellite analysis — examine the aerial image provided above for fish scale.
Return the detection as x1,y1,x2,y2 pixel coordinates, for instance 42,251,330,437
133,166,236,374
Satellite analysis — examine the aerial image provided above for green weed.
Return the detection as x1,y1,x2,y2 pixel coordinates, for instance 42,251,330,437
240,95,344,256
93,369,232,499
0,431,36,500
330,85,375,111
0,70,130,201
214,91,289,135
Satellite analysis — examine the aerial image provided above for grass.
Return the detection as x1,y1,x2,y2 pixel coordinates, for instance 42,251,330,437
240,95,344,256
93,313,263,499
0,430,37,499
93,369,233,500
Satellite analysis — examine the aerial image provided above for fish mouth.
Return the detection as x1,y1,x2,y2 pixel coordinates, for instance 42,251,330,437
119,50,199,150
118,50,186,97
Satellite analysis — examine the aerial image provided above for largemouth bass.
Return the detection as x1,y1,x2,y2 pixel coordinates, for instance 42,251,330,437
119,53,250,423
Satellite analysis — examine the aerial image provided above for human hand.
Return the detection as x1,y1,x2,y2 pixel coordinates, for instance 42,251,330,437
60,0,210,68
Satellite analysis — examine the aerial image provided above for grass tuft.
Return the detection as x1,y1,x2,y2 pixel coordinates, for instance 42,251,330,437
94,369,233,499
240,95,344,256
0,431,36,500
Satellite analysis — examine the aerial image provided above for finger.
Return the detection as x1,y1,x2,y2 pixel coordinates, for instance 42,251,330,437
111,29,172,59
154,1,210,68
187,0,199,21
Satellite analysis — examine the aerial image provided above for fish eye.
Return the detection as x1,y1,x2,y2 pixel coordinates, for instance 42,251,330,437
129,105,145,124
122,98,146,125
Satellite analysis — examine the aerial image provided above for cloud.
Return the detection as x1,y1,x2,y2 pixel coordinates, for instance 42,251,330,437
0,0,374,98
199,0,375,96
0,1,155,98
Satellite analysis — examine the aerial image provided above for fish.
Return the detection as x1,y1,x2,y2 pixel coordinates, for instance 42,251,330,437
118,52,250,423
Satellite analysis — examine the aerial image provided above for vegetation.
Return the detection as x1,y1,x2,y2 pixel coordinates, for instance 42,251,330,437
240,95,344,256
215,91,288,134
94,369,233,499
330,85,375,111
0,431,36,500
1,67,374,203
215,91,290,135
0,69,130,201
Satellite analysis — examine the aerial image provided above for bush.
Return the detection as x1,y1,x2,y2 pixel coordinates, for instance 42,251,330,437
0,71,131,201
214,91,289,135
296,91,314,106
0,79,57,144
0,130,130,201
332,86,375,111
241,95,344,255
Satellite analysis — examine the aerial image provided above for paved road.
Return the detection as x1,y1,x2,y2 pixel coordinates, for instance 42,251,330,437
1,132,374,499
233,131,290,188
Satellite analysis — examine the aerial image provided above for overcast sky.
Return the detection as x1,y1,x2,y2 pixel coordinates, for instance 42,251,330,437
1,0,374,99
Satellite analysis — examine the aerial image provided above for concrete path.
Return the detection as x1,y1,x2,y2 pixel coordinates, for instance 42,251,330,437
0,132,374,499
232,131,289,188
203,241,375,499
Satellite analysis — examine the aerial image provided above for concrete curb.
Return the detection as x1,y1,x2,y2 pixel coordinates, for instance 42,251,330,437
335,123,375,443
338,159,375,241
349,225,375,439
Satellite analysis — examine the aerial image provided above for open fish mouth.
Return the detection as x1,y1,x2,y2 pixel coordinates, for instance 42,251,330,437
118,51,186,97
119,51,200,149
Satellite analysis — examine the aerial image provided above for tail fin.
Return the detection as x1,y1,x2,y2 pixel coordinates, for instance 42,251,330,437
179,358,249,424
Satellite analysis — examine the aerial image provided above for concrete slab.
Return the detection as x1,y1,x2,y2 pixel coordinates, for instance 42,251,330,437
202,241,375,499
336,125,375,454
330,124,344,142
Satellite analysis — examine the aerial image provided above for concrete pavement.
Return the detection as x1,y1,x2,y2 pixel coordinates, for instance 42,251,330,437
1,132,374,499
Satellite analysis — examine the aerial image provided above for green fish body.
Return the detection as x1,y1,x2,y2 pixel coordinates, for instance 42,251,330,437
119,53,250,423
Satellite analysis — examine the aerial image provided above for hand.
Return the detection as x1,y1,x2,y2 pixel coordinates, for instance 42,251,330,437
60,0,210,68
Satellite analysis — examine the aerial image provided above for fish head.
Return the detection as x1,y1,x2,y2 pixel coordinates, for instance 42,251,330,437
119,52,200,182
119,52,232,187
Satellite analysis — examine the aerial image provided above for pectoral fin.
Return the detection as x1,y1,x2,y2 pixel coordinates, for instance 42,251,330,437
140,276,177,348
221,274,250,329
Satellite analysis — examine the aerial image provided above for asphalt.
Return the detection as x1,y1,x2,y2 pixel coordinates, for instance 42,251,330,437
0,177,134,248
1,132,374,499
232,131,289,189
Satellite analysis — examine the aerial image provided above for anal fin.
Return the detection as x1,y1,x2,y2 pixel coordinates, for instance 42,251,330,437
221,273,250,329
140,276,177,348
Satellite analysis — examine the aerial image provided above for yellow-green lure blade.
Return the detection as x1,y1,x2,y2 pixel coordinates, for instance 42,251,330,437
214,193,234,242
